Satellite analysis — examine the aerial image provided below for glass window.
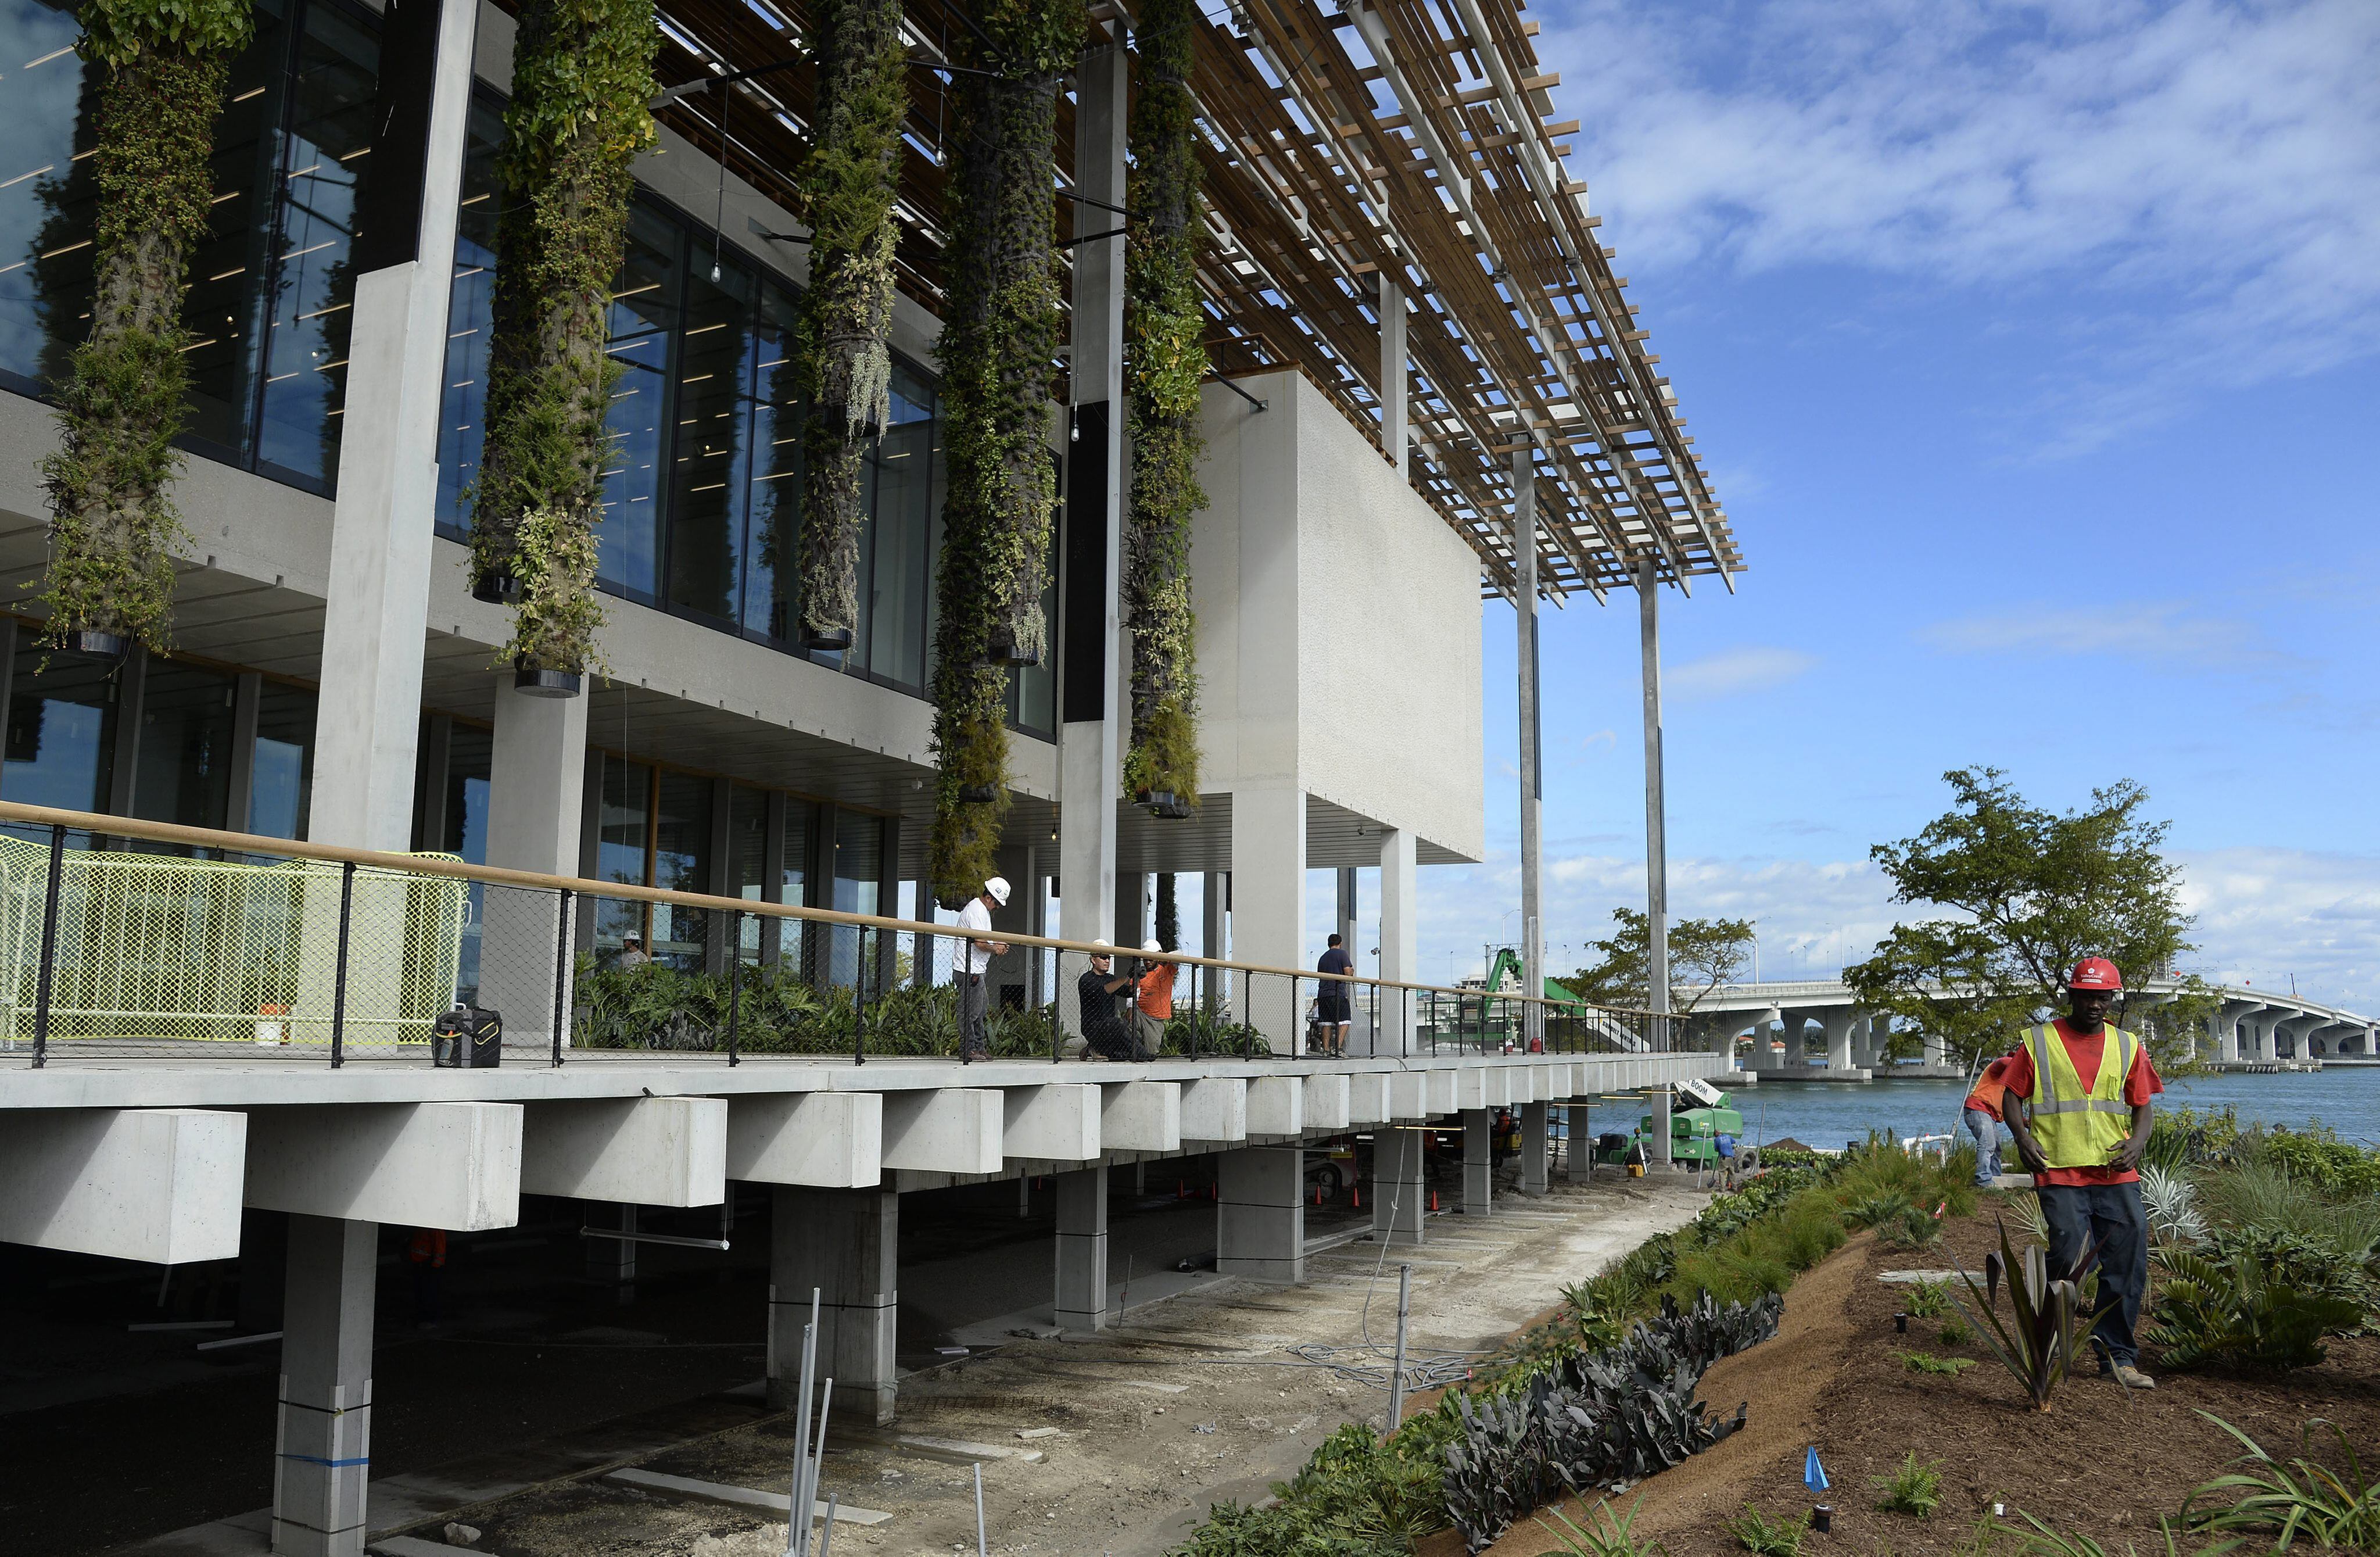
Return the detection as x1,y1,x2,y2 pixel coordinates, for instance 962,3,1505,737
0,0,90,391
2,624,118,824
781,795,809,907
252,0,378,485
440,721,491,998
249,679,317,839
728,782,767,961
665,250,753,624
432,96,501,537
131,660,239,831
740,281,802,642
651,771,711,967
827,808,881,989
595,754,650,955
599,206,681,604
863,363,937,691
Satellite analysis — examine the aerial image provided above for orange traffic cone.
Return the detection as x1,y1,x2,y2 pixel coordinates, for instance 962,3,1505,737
1352,1183,1361,1210
1178,1179,1188,1199
1429,1189,1439,1212
1313,1186,1322,1206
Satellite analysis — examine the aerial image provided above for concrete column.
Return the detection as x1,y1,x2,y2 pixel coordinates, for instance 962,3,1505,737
1563,1105,1590,1182
1230,787,1306,1053
309,0,479,850
1823,1010,1855,1071
1519,1100,1550,1194
1646,1086,1674,1166
1058,38,1128,965
1201,869,1228,1017
481,680,589,1047
1923,1029,1948,1067
1461,1109,1492,1215
1514,449,1545,1051
1216,1147,1304,1284
1370,1126,1425,1244
1053,1166,1108,1333
769,1187,898,1426
1378,828,1417,1055
1637,556,1669,1051
271,1216,377,1557
1379,275,1407,475
586,1204,636,1295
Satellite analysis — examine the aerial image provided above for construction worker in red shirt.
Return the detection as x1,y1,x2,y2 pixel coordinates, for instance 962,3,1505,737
1961,1055,2015,1189
1998,957,2163,1390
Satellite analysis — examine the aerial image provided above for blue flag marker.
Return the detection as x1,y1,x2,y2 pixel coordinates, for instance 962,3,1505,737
1805,1447,1830,1494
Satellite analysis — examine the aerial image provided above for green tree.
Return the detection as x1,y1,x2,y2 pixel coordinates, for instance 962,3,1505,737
1844,767,2211,1071
1559,907,1754,1014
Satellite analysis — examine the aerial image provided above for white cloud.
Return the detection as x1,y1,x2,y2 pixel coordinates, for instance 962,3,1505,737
1408,844,2380,1013
1665,646,1819,700
1920,601,2303,671
1539,0,2380,446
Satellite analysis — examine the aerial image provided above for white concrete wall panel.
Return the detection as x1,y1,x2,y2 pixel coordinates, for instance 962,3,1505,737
1002,1084,1101,1162
1247,1075,1304,1136
1100,1082,1182,1152
1302,1073,1352,1130
0,1108,246,1264
243,1101,522,1230
1180,1078,1250,1142
880,1089,1004,1175
1388,1072,1431,1120
519,1096,727,1207
1346,1072,1392,1125
726,1092,884,1187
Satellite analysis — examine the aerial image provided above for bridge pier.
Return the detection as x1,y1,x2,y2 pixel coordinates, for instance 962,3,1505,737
1823,1010,1856,1072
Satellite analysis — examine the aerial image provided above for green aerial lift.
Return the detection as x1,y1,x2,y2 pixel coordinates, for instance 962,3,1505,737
1482,946,1585,1008
1594,1079,1745,1168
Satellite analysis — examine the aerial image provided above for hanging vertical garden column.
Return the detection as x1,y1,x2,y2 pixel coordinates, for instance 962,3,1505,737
1121,0,1206,813
467,0,657,698
37,0,255,658
927,0,1081,902
793,0,907,651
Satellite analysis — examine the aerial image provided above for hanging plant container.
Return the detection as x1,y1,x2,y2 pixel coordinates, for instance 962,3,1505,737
957,783,1001,805
801,625,854,652
981,627,1039,668
62,629,130,664
472,569,522,606
514,662,583,699
1149,795,1192,821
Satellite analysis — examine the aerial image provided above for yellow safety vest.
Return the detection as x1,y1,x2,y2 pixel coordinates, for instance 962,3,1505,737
2024,1022,2138,1169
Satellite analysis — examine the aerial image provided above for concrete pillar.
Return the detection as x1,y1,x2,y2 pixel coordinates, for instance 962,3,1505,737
1378,827,1417,1055
1824,1010,1855,1071
1058,38,1128,970
1923,1030,1948,1068
1519,1100,1550,1194
1216,1146,1304,1284
1370,1126,1425,1244
1230,787,1306,1053
271,1216,377,1557
1379,275,1407,475
1053,1166,1107,1333
482,680,589,1047
1647,1086,1673,1166
1563,1105,1591,1182
1201,869,1228,1018
769,1187,898,1426
1514,448,1545,1051
309,0,479,851
586,1204,636,1295
1777,1010,1808,1068
1461,1109,1492,1215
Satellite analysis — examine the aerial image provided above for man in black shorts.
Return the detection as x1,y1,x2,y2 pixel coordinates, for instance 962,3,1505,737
1314,933,1354,1057
1077,940,1138,1061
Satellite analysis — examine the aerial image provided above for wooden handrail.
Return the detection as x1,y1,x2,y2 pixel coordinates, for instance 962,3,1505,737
0,800,1650,1015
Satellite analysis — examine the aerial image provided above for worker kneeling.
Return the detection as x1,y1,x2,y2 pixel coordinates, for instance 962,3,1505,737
1998,957,2163,1390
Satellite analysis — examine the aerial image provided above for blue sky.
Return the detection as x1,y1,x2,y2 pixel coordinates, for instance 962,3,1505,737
1381,0,2380,1008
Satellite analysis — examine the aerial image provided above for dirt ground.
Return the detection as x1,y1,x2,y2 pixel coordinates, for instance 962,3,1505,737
1433,1202,2380,1557
446,1173,1712,1557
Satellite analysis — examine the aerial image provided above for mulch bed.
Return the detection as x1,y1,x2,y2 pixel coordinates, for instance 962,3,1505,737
1434,1202,2380,1556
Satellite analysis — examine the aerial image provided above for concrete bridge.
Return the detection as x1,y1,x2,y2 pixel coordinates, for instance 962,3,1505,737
1672,979,2378,1078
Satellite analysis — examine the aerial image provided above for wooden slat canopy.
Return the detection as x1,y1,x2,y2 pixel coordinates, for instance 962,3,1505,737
524,0,1740,602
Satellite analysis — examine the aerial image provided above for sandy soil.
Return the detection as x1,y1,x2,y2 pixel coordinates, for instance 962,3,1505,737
1425,1204,2380,1557
456,1173,1714,1557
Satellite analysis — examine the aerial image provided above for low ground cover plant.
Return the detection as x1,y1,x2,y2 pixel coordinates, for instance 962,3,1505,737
1902,1351,1973,1376
1724,1503,1808,1556
1950,1219,2107,1412
1532,1495,1666,1557
1872,1451,1947,1519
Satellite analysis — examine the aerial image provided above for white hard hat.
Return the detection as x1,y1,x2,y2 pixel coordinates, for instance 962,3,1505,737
984,876,1011,905
1091,937,1111,947
1141,939,1163,954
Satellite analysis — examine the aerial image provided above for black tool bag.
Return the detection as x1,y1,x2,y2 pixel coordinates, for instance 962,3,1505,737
431,1005,503,1067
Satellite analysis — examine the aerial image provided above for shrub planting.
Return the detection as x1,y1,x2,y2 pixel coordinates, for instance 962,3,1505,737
1951,1219,2108,1411
1724,1504,1809,1556
2142,1250,2363,1372
1872,1452,1947,1519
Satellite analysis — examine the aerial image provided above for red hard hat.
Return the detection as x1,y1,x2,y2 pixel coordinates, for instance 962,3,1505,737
2067,957,2123,992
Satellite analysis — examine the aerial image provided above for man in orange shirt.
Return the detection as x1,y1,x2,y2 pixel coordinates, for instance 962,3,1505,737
1133,939,1175,1059
1961,1054,2015,1188
1999,957,2163,1388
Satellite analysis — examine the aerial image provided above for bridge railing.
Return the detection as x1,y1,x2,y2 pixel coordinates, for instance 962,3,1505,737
0,801,1661,1068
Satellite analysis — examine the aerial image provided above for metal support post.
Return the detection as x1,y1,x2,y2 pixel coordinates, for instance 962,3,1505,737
329,861,356,1067
1514,448,1544,1051
727,909,743,1065
1638,556,1669,1051
1387,1262,1412,1429
551,887,573,1066
31,822,63,1067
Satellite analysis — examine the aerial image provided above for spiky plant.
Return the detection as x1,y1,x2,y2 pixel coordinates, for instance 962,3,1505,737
38,0,255,652
469,0,657,679
925,0,1080,900
1120,0,1206,806
793,0,906,649
1949,1218,2110,1411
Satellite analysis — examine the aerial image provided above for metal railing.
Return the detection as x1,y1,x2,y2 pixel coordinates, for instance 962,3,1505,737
0,801,1660,1068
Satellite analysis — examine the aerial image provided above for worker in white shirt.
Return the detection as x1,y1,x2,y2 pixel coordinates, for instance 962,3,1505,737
954,876,1011,1062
